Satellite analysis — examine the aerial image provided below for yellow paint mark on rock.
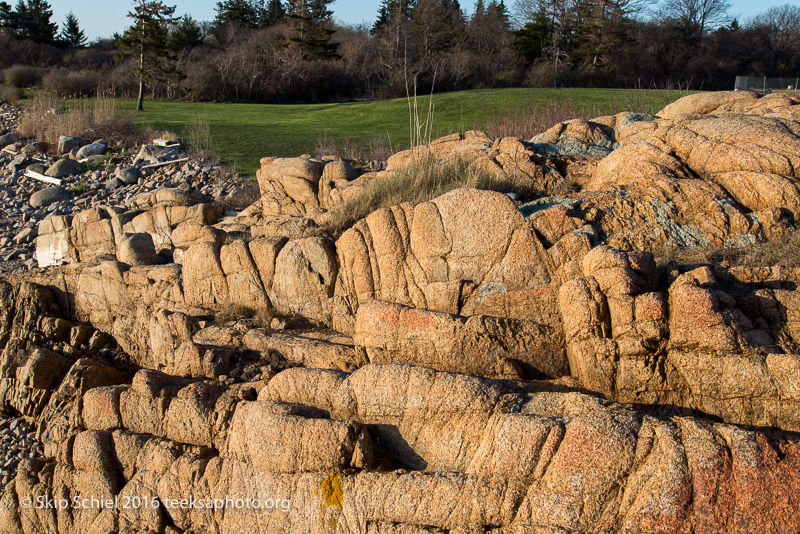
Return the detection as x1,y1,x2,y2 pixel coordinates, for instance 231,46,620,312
318,473,343,507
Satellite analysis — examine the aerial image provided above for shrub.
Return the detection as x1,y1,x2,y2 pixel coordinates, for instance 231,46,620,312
18,93,151,151
3,65,40,88
67,180,88,195
41,69,102,98
0,85,23,104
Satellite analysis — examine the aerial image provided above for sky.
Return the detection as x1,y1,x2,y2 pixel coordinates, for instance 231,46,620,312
50,0,794,42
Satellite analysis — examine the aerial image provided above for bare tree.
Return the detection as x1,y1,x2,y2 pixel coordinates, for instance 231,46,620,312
659,0,731,43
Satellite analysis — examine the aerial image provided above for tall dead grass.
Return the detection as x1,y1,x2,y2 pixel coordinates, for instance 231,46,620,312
314,133,394,163
185,113,217,162
655,230,800,269
0,85,22,104
18,93,148,150
323,155,515,236
475,97,610,140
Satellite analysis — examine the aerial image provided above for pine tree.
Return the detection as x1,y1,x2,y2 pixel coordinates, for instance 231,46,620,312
286,0,339,58
117,0,180,111
170,14,203,49
58,11,86,48
411,0,465,56
264,0,286,25
214,0,259,29
20,0,57,44
373,0,413,33
0,2,14,34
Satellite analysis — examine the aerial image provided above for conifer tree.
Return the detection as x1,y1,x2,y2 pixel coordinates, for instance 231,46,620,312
58,10,87,48
170,14,203,49
117,0,179,111
264,0,286,25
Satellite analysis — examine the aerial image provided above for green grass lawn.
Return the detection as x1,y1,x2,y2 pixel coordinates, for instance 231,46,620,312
117,87,689,177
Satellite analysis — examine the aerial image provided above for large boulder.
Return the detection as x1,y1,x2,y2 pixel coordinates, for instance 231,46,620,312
29,186,69,208
75,142,107,160
45,158,81,178
271,236,338,324
116,233,159,266
56,135,86,155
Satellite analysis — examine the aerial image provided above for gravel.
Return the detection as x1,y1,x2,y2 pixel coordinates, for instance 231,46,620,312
0,416,43,486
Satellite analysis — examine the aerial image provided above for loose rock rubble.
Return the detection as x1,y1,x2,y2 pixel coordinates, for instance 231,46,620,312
2,91,800,533
0,112,257,276
0,417,42,487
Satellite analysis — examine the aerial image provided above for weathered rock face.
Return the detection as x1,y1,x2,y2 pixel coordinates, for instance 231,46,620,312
3,90,800,533
354,300,567,379
334,188,557,333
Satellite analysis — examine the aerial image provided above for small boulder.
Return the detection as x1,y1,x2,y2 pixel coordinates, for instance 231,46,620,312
21,141,48,155
30,186,69,208
115,166,142,185
8,153,28,173
105,177,122,190
76,142,107,160
46,158,81,178
57,135,87,155
133,144,177,165
0,131,18,147
13,227,37,245
26,162,46,174
117,233,159,266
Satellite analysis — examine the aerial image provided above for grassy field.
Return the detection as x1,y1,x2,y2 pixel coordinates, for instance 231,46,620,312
114,87,689,176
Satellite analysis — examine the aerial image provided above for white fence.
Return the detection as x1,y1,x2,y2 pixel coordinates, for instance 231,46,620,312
734,76,799,92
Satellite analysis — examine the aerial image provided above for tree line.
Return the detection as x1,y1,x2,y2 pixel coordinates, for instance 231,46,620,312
1,0,799,105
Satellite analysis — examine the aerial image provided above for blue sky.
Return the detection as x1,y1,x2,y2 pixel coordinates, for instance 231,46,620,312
50,0,792,41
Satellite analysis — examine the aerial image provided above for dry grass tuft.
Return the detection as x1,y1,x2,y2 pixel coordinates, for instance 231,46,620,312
215,304,276,328
0,85,23,104
185,113,218,162
314,133,394,163
323,155,522,236
18,93,151,151
475,97,607,140
655,230,800,269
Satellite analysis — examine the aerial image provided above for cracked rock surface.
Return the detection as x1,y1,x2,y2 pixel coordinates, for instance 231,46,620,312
2,91,800,533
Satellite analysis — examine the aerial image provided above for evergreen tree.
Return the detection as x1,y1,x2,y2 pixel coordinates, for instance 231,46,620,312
286,0,339,58
512,9,554,63
117,0,180,111
10,0,28,37
214,0,259,28
58,10,86,48
373,0,413,33
170,14,203,49
264,0,286,25
411,0,465,56
20,0,57,44
0,2,14,34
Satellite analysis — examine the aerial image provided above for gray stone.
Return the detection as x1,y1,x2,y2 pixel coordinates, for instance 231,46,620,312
105,177,122,190
25,162,46,174
76,142,107,160
57,135,87,155
45,158,81,178
0,131,18,146
116,166,142,185
8,153,27,173
30,186,69,208
133,144,177,165
13,227,36,244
